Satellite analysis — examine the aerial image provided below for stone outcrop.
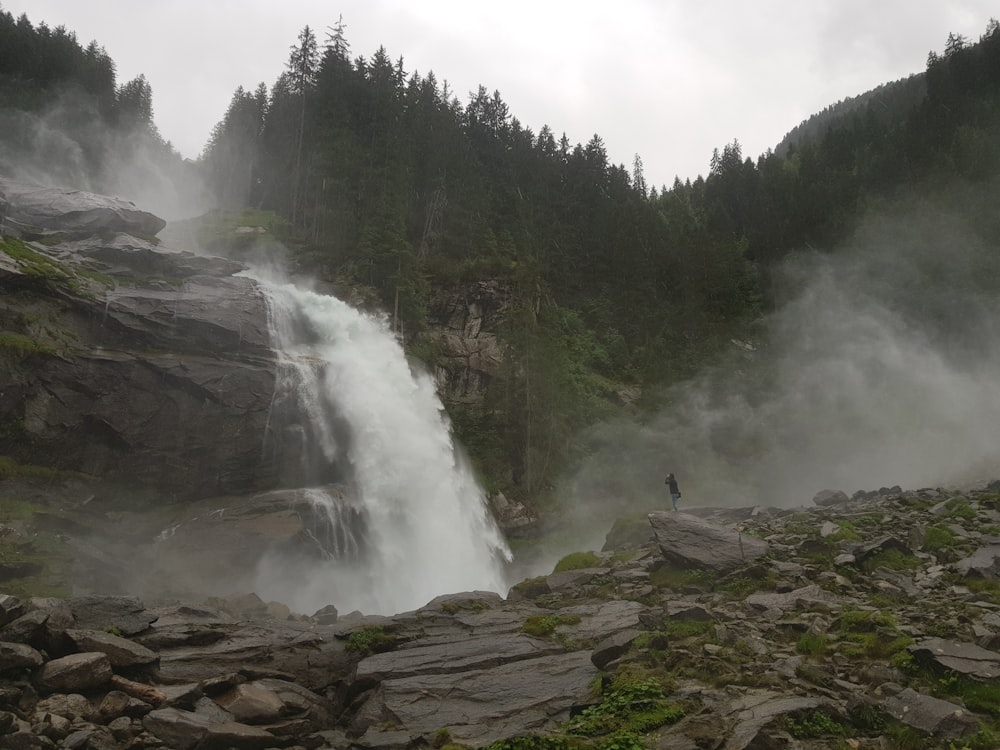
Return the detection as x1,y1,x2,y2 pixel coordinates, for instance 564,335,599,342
0,179,285,498
0,178,165,238
648,510,769,571
422,280,509,404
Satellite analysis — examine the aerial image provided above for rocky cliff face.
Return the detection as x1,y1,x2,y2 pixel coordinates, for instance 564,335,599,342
3,482,1000,749
422,280,509,405
0,179,285,498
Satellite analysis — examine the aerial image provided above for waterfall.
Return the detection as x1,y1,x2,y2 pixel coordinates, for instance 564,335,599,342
254,280,511,616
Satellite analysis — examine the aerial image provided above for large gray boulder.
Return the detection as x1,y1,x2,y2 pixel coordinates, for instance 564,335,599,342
954,545,1000,578
0,178,166,237
648,512,768,572
34,652,112,693
909,638,1000,679
884,688,978,739
352,650,597,747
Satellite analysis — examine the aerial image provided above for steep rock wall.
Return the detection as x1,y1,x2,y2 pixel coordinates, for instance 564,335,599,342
0,179,283,498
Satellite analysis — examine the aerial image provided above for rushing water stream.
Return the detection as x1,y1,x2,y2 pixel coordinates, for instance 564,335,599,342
254,280,511,615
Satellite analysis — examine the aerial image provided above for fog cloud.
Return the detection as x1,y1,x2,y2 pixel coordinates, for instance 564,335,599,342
554,197,1000,550
0,92,211,222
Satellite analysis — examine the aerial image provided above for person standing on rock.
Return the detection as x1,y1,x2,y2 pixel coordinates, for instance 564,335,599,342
665,472,681,512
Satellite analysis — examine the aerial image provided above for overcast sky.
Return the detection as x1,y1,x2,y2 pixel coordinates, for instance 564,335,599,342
5,0,997,187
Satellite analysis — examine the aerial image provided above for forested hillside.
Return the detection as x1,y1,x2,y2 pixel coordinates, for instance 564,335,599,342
202,19,1000,502
0,4,200,216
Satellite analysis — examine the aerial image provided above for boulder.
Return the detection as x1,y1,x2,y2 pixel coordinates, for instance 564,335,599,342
353,650,597,747
355,633,563,685
0,178,166,237
0,642,43,671
142,707,275,750
67,597,157,637
64,629,158,668
648,512,768,572
884,687,978,738
954,545,1000,579
813,489,849,506
34,652,113,693
590,628,643,670
0,597,25,628
908,638,1000,679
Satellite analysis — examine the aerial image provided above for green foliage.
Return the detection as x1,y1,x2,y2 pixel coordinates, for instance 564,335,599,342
484,736,582,750
662,619,713,640
836,608,897,633
344,625,397,655
784,710,844,738
564,678,684,738
0,456,68,481
0,332,54,358
965,577,1000,604
959,724,1000,750
923,525,958,553
935,674,1000,717
944,498,977,520
521,614,581,638
553,551,602,573
439,599,489,615
795,633,828,658
648,565,716,590
827,521,861,542
860,548,921,573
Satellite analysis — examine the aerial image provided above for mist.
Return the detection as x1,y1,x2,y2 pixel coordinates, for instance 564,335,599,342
550,198,1000,552
0,90,211,222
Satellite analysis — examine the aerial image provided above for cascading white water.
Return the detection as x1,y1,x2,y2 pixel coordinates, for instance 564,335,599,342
255,280,511,615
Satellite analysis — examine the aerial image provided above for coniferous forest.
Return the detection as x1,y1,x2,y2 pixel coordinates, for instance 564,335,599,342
3,5,1000,505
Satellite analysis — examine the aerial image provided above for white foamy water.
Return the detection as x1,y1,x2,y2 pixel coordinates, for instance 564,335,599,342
255,281,511,615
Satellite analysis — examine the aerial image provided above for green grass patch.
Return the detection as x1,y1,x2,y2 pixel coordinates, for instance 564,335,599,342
836,608,897,633
795,633,828,658
0,332,54,358
0,494,44,520
0,455,72,482
662,618,714,640
944,497,977,520
553,551,602,573
860,548,921,573
521,614,582,638
827,521,861,542
484,736,583,750
784,710,844,739
649,564,716,590
965,577,1000,604
344,625,397,655
922,524,958,553
934,673,1000,717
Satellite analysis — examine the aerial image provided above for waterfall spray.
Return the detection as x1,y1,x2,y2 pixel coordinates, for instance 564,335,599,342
255,280,511,615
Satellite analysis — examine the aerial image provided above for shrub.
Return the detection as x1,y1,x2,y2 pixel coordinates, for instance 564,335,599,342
564,678,684,737
784,710,844,738
345,625,397,655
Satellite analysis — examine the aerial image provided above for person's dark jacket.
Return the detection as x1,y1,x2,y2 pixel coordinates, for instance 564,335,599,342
665,475,680,495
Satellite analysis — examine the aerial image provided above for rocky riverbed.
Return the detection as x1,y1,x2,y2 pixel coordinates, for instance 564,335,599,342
4,481,1000,749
